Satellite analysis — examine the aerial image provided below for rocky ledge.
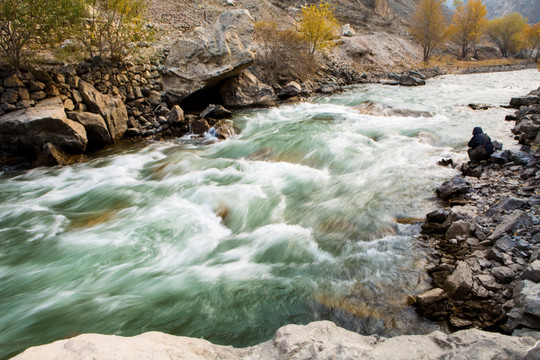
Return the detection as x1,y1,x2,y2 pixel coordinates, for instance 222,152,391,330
11,320,540,360
416,86,540,333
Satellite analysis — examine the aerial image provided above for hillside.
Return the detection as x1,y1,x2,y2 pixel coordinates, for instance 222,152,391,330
145,0,417,37
482,0,540,23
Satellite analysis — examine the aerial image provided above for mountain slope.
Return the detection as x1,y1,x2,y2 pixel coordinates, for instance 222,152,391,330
482,0,539,23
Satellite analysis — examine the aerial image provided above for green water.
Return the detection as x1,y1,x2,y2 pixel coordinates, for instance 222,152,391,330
1,70,539,358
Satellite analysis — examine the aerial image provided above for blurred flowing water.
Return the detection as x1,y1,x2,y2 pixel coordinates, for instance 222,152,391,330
1,69,538,358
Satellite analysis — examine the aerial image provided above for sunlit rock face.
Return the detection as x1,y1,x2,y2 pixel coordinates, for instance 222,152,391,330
162,10,255,105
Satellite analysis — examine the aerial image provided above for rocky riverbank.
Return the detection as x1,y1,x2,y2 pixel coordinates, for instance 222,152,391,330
10,320,540,360
416,87,540,334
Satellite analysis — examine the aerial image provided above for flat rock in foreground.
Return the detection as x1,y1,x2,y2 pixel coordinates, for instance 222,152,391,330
11,321,539,360
0,97,87,153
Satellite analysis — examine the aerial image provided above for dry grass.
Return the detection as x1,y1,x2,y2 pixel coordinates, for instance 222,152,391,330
419,55,534,73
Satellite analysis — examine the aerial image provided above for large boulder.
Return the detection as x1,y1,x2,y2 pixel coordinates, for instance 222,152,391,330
220,70,276,107
0,97,87,153
67,111,112,147
78,81,128,140
11,321,537,360
163,10,255,104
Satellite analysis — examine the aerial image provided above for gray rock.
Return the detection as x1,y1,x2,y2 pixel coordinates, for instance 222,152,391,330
508,280,540,330
341,24,356,37
220,70,276,107
510,96,540,108
200,104,231,119
497,197,527,212
166,105,185,125
491,266,515,284
416,288,446,308
148,90,162,106
399,74,425,86
494,235,515,252
523,260,540,283
490,150,509,164
1,88,19,104
66,111,112,147
489,210,534,240
0,97,87,153
11,321,537,360
511,151,534,165
444,261,473,299
477,274,502,291
436,176,469,201
78,81,128,140
4,74,24,87
445,221,472,240
163,10,255,104
426,209,449,223
277,81,302,100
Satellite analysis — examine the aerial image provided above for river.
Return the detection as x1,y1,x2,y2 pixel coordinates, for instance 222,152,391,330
1,69,539,358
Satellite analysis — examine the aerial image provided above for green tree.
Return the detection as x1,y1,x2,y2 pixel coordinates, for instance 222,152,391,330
298,1,340,56
448,0,488,59
410,0,448,62
79,0,153,61
0,0,84,68
487,13,527,58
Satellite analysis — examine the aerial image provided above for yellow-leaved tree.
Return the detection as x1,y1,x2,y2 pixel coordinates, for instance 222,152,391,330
487,13,527,58
449,0,487,59
79,0,153,61
410,0,448,63
523,22,540,60
298,1,340,56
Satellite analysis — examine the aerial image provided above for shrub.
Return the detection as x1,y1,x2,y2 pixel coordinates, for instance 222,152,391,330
0,0,84,68
253,21,316,85
78,0,153,61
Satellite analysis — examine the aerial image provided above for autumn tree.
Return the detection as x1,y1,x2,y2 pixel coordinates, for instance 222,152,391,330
487,13,527,58
78,0,153,61
410,0,447,63
298,1,340,56
448,0,488,59
523,22,540,60
0,0,84,68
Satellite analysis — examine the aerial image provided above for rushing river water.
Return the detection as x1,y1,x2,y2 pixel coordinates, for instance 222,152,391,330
1,69,539,358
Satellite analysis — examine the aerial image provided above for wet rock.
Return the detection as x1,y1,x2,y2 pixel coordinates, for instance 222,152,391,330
163,10,255,104
436,176,470,201
277,81,302,100
509,96,540,109
166,105,185,126
399,74,425,86
416,288,446,308
200,104,232,119
444,261,473,299
469,103,492,110
426,209,449,223
190,118,210,135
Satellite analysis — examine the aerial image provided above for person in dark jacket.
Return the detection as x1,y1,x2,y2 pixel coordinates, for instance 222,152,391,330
467,126,494,162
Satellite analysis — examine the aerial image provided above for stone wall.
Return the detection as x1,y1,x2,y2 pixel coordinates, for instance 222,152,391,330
0,57,170,139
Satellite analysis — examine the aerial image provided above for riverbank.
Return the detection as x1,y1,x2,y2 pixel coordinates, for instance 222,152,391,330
416,86,540,334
